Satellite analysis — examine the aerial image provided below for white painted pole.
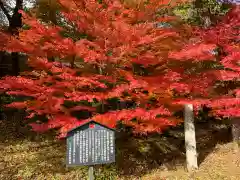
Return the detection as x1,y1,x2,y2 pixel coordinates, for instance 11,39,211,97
232,117,240,152
232,95,240,151
88,166,94,180
184,104,198,171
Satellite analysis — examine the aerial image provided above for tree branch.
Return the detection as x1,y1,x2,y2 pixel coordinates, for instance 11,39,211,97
0,0,11,22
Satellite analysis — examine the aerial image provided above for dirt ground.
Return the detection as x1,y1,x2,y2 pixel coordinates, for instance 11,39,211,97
142,143,240,180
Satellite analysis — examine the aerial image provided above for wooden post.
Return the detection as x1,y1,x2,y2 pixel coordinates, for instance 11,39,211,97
184,104,198,171
232,95,240,151
88,166,94,180
232,117,240,151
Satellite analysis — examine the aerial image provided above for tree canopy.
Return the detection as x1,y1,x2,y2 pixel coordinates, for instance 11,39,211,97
0,0,239,138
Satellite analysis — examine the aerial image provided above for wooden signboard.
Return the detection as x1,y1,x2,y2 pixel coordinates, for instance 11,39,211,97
66,120,115,167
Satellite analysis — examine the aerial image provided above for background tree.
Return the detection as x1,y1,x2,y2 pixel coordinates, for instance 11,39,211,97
33,0,60,25
172,4,240,145
0,0,25,76
173,0,231,27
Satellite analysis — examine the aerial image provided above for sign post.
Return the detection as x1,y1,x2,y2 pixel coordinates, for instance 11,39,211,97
66,120,115,179
88,166,94,180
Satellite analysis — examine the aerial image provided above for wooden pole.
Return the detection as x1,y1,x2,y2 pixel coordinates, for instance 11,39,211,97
232,95,240,151
88,166,94,180
184,104,198,171
232,117,240,151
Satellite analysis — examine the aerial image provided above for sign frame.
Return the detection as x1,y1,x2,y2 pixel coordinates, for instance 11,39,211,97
66,120,116,167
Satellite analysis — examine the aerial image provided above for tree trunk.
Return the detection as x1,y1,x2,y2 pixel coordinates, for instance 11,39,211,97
0,51,6,77
71,55,75,68
11,52,20,76
8,0,23,76
232,94,240,151
49,0,57,25
184,104,198,171
48,56,55,62
36,0,59,25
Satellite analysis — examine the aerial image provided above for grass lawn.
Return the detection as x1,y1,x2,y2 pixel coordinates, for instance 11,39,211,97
1,113,240,179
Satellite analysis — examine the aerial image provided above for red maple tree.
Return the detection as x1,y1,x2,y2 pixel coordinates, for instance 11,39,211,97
172,5,240,119
0,0,222,138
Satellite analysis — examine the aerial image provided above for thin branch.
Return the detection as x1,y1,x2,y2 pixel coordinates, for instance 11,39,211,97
0,0,11,22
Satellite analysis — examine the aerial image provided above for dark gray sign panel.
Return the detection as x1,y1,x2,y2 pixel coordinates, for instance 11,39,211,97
66,120,115,166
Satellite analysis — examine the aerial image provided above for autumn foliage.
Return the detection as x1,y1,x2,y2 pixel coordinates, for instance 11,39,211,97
172,5,240,118
0,0,239,138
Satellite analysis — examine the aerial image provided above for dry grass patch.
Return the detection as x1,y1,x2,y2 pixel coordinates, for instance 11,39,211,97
142,143,240,180
0,115,239,179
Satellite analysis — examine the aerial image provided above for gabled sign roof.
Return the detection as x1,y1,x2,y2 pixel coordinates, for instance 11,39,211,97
67,120,115,135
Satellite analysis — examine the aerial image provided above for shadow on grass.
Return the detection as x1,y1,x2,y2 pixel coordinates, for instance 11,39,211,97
115,119,232,177
0,110,232,179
